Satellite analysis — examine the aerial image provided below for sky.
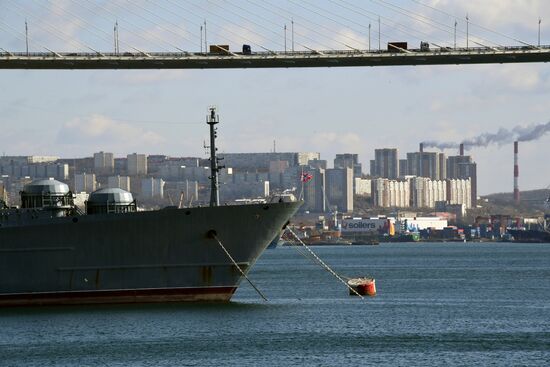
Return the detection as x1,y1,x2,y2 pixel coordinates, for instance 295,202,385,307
1,0,550,195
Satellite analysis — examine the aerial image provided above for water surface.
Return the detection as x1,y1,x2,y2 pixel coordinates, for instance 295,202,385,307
1,242,549,366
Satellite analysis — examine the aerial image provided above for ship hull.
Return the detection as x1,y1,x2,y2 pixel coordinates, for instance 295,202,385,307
0,202,300,306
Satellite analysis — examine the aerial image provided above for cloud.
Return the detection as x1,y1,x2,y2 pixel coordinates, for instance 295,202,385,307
309,131,363,152
56,114,165,154
484,64,548,91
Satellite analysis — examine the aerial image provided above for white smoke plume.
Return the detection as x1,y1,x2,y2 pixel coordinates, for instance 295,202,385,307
422,120,550,151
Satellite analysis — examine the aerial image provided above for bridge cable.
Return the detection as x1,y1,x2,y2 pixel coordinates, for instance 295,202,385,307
121,0,202,51
37,0,143,53
77,0,173,53
158,0,276,53
190,0,289,50
142,0,238,52
0,17,68,55
289,0,403,49
328,0,468,46
140,0,244,52
161,0,269,52
89,0,194,52
369,0,504,48
35,0,130,52
300,0,453,49
257,0,360,50
230,0,341,51
7,0,103,54
301,1,416,48
208,0,352,51
174,0,287,51
105,0,207,51
329,0,448,49
245,0,341,51
409,0,538,48
246,0,340,51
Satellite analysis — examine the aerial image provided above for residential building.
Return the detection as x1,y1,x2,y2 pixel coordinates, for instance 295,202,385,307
75,173,97,193
141,177,165,199
355,178,372,196
334,153,362,178
107,175,131,191
302,168,325,213
127,153,148,176
373,148,399,179
93,151,114,175
326,167,353,212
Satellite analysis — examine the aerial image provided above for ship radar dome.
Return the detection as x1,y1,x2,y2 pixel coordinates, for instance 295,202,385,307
23,179,70,195
20,178,74,216
86,188,137,215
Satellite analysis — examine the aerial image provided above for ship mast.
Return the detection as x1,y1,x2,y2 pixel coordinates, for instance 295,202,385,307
207,106,223,207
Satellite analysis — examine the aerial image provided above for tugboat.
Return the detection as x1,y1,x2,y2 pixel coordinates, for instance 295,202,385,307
0,107,301,306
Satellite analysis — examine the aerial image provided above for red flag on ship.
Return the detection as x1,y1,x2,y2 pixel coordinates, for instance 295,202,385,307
301,172,313,183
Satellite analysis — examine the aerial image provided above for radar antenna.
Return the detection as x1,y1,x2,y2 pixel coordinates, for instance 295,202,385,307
206,106,224,207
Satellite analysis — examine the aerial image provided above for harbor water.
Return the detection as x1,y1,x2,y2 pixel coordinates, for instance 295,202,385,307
1,242,549,366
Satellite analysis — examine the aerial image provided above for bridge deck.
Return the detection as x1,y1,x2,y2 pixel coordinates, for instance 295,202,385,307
1,46,549,69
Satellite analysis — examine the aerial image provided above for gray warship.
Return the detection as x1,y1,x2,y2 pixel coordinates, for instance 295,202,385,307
0,108,301,306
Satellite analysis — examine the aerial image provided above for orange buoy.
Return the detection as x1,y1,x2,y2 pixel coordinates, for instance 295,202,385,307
347,278,376,297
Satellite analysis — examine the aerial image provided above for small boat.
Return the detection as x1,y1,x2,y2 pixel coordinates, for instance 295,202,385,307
347,277,376,296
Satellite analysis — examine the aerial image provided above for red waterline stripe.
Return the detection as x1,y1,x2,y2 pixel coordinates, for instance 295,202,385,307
0,286,237,307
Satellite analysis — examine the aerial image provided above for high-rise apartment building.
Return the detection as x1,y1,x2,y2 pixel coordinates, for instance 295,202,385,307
447,155,477,208
373,148,399,179
141,177,165,199
93,151,114,175
75,173,97,193
325,167,353,212
399,159,408,177
108,175,131,191
406,152,442,180
334,153,362,178
127,153,148,176
302,168,325,213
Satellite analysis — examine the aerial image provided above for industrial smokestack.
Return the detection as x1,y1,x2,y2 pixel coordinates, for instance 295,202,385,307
514,141,520,205
419,143,424,153
459,143,464,156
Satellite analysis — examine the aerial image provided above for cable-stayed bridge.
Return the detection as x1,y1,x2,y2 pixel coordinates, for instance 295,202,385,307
1,46,549,69
1,0,548,69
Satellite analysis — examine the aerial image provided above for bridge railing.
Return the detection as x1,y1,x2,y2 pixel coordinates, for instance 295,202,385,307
1,45,549,59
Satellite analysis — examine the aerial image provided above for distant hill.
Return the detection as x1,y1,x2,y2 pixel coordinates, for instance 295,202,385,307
479,188,549,217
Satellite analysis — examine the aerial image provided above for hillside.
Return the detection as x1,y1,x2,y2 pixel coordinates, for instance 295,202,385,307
479,188,550,217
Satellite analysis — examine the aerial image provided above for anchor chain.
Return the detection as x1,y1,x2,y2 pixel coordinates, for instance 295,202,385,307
285,227,364,299
212,233,268,302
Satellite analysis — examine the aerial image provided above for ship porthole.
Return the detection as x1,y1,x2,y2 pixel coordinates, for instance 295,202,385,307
185,210,191,215
72,217,78,223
